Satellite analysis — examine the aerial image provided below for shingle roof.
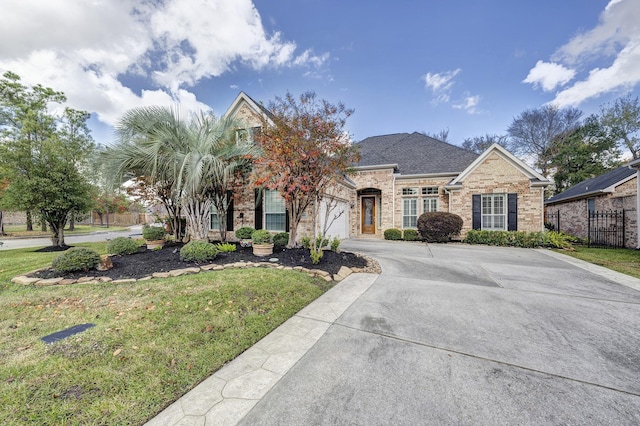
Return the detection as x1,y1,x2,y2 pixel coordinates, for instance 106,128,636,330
355,132,479,175
545,165,637,204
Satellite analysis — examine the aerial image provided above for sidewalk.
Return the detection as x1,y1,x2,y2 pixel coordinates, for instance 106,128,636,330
145,273,379,426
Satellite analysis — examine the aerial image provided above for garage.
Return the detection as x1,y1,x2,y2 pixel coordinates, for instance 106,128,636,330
318,198,350,239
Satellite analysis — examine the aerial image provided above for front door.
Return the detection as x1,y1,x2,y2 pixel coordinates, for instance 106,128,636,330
361,196,376,234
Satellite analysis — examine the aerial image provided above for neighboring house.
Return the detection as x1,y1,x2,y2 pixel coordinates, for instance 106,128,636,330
210,93,550,242
544,165,638,248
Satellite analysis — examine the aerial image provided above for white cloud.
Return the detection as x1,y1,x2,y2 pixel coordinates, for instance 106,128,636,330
0,0,325,126
524,0,640,106
522,61,576,91
424,69,461,94
453,95,481,114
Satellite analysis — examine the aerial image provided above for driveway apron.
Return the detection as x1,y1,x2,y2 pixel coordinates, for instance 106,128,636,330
240,240,640,425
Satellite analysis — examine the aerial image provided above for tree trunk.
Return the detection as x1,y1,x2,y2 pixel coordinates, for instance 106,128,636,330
97,212,104,226
26,210,33,231
287,208,300,248
49,218,67,247
184,198,211,241
41,216,47,232
68,215,75,231
0,210,5,236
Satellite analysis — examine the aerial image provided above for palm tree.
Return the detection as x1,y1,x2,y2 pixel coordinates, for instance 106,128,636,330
104,106,255,241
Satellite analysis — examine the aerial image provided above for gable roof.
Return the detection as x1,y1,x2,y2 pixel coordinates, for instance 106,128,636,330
224,91,275,124
545,165,636,205
355,132,479,175
448,143,550,188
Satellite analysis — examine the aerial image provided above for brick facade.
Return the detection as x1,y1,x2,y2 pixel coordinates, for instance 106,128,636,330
545,176,638,248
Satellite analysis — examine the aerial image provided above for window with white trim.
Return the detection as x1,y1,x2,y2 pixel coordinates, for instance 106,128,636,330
423,197,438,213
482,194,506,230
422,186,438,195
402,187,418,195
264,189,286,231
210,205,220,230
402,198,418,228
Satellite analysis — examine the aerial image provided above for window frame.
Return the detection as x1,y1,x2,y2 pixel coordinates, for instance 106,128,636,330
402,187,418,196
422,186,438,195
481,193,506,230
264,189,287,232
402,198,418,228
422,197,438,213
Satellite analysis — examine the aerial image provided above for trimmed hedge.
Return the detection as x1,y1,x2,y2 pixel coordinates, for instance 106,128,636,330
384,228,402,240
180,240,219,262
464,230,572,249
403,229,420,241
235,227,255,240
108,237,139,255
251,229,273,244
52,247,101,273
417,212,463,243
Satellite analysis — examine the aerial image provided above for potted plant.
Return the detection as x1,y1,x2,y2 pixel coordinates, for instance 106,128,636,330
142,225,166,250
251,229,274,256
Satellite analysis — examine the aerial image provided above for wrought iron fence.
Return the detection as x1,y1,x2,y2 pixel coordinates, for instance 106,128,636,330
546,211,560,232
588,210,625,248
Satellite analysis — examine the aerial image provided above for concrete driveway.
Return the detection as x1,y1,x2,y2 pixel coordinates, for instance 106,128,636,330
240,240,640,425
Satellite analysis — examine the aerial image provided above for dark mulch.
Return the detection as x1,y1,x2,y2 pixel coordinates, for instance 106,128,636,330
31,242,368,281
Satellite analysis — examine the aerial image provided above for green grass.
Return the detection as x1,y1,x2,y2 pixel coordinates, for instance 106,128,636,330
0,244,331,425
555,246,640,280
3,224,128,238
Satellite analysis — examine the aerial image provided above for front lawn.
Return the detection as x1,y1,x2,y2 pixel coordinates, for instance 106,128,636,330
555,246,640,280
0,244,329,425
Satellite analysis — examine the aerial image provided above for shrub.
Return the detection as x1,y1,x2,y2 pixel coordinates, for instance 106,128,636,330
403,229,419,241
180,240,219,262
384,228,402,240
314,237,329,250
417,212,463,243
108,237,139,255
330,236,340,252
310,247,323,265
251,229,273,244
301,236,311,249
235,227,255,240
464,230,573,249
215,242,237,253
52,247,101,273
142,225,166,241
273,232,289,248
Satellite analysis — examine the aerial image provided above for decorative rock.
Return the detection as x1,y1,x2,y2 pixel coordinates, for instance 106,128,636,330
112,278,137,283
169,267,200,277
76,276,96,283
322,275,333,282
293,266,303,271
36,277,64,286
200,264,218,271
153,272,171,278
233,262,248,268
97,255,113,271
310,269,330,277
59,279,77,285
98,277,112,282
11,276,40,285
212,265,225,271
269,258,279,263
138,276,152,281
336,266,353,280
283,266,293,271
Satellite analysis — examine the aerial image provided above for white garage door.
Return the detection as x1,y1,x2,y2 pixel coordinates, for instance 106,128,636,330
319,199,349,239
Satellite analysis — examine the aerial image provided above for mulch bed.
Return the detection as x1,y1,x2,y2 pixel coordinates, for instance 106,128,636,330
31,242,369,281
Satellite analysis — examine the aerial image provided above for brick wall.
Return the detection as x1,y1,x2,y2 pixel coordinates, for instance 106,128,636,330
350,168,395,237
448,152,545,237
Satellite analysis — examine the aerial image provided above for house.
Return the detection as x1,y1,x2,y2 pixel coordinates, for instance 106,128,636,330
209,92,551,242
544,165,638,248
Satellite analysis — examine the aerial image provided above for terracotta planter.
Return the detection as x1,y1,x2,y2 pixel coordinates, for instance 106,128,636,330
146,239,165,250
252,243,274,257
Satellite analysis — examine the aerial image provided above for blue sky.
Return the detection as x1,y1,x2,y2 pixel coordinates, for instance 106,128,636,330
1,0,638,146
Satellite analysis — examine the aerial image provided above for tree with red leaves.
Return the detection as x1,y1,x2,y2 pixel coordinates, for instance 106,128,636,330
254,92,359,247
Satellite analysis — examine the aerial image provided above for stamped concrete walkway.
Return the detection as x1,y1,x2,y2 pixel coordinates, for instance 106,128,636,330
145,273,379,426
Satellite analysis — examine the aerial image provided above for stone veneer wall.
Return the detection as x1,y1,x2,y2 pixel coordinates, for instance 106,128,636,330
448,152,545,237
545,176,637,248
349,168,395,237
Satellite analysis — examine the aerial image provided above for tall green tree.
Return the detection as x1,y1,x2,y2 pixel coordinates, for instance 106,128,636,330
549,115,621,194
600,95,640,159
507,104,582,176
0,72,94,246
254,91,359,247
105,106,255,241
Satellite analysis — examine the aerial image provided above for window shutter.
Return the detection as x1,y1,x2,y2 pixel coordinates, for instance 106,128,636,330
285,208,290,232
226,190,234,232
254,189,263,230
472,194,481,230
508,193,518,231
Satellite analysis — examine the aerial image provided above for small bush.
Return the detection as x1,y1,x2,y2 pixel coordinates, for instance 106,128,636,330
403,229,419,241
330,236,340,252
301,236,311,249
384,228,402,240
417,212,463,243
273,232,289,248
235,227,255,240
215,242,236,253
142,225,166,241
314,237,329,250
310,247,324,265
180,240,219,262
251,229,273,244
52,247,101,273
108,237,139,255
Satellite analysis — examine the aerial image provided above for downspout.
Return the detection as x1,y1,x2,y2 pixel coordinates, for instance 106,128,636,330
392,174,396,228
633,166,640,249
444,188,451,213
